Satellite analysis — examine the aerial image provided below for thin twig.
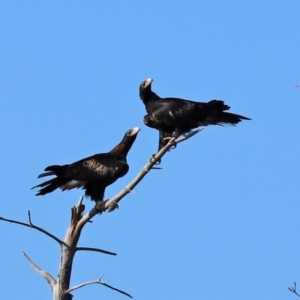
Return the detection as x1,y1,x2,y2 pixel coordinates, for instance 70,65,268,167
65,278,102,293
72,129,203,237
103,128,203,212
76,195,84,207
100,281,133,298
1,128,203,299
76,247,117,256
22,251,56,287
0,211,65,247
289,282,300,297
66,276,132,298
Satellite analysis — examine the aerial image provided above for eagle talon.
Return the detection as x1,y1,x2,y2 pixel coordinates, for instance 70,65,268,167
95,200,106,214
155,158,161,165
95,200,119,213
107,200,119,212
163,137,177,149
149,154,156,163
150,154,161,165
162,137,174,142
170,141,177,149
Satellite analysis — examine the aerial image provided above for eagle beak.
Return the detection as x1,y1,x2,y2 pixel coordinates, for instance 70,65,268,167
130,127,141,135
144,78,153,87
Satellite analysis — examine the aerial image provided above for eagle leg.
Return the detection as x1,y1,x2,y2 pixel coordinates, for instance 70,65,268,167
94,200,106,214
163,137,177,149
95,199,119,213
150,154,161,165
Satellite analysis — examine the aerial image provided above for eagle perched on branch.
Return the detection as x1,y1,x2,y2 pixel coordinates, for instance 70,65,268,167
139,78,251,151
32,127,140,203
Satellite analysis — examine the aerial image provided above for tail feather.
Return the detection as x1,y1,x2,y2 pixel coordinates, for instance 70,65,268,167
206,100,251,125
208,100,230,111
217,112,251,125
37,171,56,178
32,164,68,196
60,180,86,191
32,177,67,195
37,165,66,178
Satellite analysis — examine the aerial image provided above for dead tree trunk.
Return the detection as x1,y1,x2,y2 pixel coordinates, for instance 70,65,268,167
0,130,202,299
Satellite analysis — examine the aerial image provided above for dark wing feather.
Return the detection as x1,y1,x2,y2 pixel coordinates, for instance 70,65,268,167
32,153,129,202
148,98,250,135
33,127,139,202
147,98,204,136
147,98,196,125
59,153,129,201
140,78,250,153
64,153,129,181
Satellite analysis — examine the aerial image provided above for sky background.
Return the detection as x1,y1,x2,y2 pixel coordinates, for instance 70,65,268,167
0,1,299,299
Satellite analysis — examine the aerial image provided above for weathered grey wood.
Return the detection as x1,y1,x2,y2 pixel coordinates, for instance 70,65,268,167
0,128,203,299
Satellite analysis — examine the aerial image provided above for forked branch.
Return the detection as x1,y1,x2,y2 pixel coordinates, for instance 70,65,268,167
0,128,203,299
66,275,132,298
0,211,65,246
289,282,300,297
102,128,203,211
76,128,203,228
22,251,56,287
75,246,117,256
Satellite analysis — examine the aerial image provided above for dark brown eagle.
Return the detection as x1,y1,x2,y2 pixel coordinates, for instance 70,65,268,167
139,78,251,151
32,127,140,203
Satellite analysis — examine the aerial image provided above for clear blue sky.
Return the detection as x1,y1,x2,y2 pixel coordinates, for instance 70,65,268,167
0,1,299,299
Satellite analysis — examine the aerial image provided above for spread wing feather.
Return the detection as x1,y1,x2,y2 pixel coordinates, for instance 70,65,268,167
64,153,129,182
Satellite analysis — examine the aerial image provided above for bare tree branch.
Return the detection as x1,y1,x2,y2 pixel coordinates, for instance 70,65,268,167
1,129,203,299
76,247,117,256
66,275,132,298
101,128,204,212
22,251,56,287
0,211,65,247
100,281,133,299
289,282,300,297
70,128,204,238
76,195,84,207
65,278,101,293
